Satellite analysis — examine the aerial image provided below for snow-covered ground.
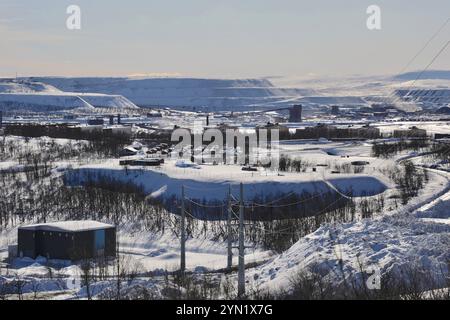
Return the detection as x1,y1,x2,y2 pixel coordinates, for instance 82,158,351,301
1,158,447,299
247,156,450,294
1,114,449,299
65,139,392,202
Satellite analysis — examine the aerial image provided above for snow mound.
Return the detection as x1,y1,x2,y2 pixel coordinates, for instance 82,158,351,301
0,93,139,112
0,78,139,112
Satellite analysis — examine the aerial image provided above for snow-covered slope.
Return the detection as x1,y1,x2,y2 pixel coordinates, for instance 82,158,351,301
28,77,314,111
388,71,450,106
250,215,450,292
0,93,139,112
0,79,62,94
394,88,450,106
0,79,139,112
249,169,450,293
271,71,450,104
392,70,450,81
3,71,449,113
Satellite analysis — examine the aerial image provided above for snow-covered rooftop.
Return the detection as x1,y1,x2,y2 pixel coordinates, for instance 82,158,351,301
19,220,115,232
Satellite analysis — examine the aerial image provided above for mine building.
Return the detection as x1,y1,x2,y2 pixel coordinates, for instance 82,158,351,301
17,221,116,260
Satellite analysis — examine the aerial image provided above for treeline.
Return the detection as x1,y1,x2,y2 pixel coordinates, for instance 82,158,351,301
387,161,428,204
0,135,128,162
5,124,131,157
429,143,450,163
277,155,366,174
290,126,381,140
372,139,430,158
278,155,314,172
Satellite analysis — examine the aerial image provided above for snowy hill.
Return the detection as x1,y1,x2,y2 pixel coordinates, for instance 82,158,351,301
392,70,450,81
249,169,450,293
394,88,450,106
2,72,450,113
388,71,450,106
0,79,62,94
28,77,314,111
0,79,139,112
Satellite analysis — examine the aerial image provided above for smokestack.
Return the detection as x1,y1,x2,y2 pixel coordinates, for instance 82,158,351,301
117,114,121,125
206,115,209,126
0,111,2,129
109,115,114,125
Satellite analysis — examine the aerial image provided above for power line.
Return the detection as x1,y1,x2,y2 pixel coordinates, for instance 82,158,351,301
248,194,348,235
183,184,230,192
246,191,296,206
180,185,186,273
398,18,450,76
184,197,226,208
387,16,450,104
244,189,333,208
237,183,245,297
402,40,450,99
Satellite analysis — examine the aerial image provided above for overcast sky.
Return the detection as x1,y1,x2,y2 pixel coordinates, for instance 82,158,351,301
0,0,449,78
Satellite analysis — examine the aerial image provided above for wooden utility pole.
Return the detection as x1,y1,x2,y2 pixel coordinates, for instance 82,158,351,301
238,183,245,297
180,185,186,273
227,185,233,270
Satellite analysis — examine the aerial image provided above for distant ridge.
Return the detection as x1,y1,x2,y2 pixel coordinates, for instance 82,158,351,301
27,77,313,110
393,70,450,81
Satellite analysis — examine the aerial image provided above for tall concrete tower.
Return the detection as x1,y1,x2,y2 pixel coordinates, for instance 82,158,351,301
289,105,302,122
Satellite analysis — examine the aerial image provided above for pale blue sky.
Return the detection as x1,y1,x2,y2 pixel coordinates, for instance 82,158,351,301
0,0,449,78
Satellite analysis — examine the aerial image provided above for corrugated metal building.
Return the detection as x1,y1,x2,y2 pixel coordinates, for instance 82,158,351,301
17,221,116,260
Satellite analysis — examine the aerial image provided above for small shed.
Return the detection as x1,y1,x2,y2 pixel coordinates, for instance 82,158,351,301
17,221,116,261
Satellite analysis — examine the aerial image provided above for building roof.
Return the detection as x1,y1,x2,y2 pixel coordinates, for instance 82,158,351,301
122,146,138,152
19,220,115,233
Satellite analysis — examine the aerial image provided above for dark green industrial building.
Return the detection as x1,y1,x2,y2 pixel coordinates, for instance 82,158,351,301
18,221,116,260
